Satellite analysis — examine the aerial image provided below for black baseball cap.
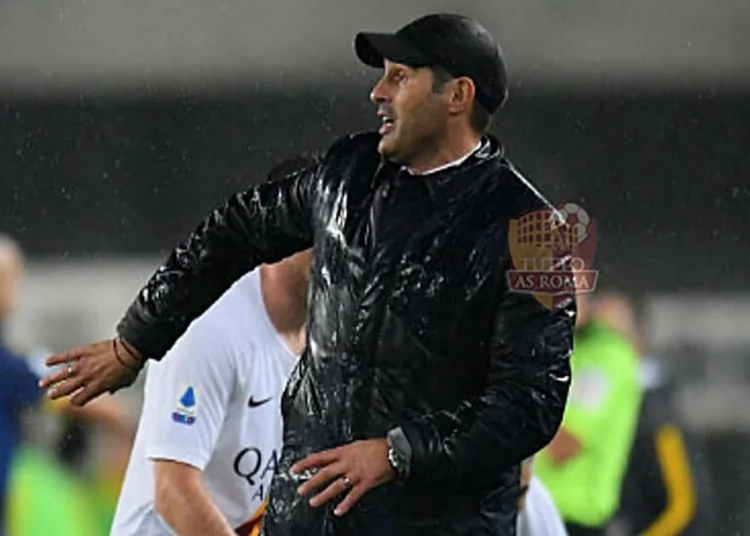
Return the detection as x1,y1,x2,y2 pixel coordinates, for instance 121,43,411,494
355,13,508,113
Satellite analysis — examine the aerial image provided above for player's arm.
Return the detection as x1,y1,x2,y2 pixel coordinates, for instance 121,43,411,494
397,268,575,487
154,460,236,536
144,315,243,535
544,427,582,464
117,160,320,362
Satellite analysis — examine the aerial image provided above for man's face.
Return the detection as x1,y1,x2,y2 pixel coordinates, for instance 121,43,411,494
369,60,450,166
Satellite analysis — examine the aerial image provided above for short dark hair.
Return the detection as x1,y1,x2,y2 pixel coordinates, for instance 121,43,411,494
430,66,492,135
266,153,320,182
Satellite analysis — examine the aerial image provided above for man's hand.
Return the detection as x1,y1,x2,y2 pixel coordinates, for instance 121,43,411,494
292,439,395,517
38,338,144,406
546,427,583,464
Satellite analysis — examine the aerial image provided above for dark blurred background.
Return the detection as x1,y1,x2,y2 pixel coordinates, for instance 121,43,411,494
1,0,749,534
2,90,748,292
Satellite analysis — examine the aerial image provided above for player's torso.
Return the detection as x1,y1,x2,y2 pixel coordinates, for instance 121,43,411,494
113,270,298,535
204,335,296,527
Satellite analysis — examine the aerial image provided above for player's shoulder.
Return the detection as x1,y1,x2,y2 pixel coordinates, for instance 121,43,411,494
171,270,261,357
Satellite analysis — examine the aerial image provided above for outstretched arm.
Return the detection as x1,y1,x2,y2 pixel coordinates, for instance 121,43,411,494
41,160,319,405
119,166,317,360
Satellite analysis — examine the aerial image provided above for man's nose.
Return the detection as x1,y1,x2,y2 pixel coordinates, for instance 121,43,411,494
369,78,388,104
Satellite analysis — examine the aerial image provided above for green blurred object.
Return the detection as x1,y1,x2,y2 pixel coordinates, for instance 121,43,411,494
536,321,643,528
91,467,123,534
5,445,100,536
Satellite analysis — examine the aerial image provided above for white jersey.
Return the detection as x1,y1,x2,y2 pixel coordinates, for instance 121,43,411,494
110,269,298,536
517,476,568,536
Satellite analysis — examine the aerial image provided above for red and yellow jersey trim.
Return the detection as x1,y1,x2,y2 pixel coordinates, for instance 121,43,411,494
235,500,267,536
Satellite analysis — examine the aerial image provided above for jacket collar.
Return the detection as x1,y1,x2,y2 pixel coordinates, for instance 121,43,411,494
371,135,504,204
405,140,483,176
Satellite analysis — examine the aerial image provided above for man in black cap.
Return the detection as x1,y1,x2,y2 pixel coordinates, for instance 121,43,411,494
41,13,575,535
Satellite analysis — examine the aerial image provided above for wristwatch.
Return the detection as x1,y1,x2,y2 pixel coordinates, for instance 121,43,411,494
386,427,412,482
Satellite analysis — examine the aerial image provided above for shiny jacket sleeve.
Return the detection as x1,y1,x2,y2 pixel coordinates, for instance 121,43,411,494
116,166,317,360
399,277,575,488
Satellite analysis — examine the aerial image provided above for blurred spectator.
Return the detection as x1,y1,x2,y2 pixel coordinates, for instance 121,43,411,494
517,456,568,536
0,234,133,536
592,291,716,535
535,292,642,535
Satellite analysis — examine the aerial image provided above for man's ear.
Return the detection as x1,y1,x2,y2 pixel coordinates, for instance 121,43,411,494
446,77,476,115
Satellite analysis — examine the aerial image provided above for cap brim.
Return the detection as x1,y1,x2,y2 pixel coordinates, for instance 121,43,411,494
354,32,432,69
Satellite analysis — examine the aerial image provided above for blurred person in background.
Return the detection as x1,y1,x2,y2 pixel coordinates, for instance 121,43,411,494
0,234,133,536
592,291,716,536
110,156,314,536
535,292,642,536
517,456,568,536
41,13,575,536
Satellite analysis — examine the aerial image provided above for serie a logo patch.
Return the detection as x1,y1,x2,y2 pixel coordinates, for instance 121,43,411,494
172,385,198,425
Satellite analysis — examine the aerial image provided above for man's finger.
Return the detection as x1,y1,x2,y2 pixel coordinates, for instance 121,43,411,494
309,474,354,508
297,461,345,497
334,482,367,516
45,349,83,367
291,448,340,474
39,367,73,389
46,377,85,400
70,382,105,406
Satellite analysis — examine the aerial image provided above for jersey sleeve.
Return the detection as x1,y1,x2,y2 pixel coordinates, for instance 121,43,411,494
142,314,245,471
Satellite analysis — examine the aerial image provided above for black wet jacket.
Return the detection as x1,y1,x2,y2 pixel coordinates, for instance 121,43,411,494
118,132,575,535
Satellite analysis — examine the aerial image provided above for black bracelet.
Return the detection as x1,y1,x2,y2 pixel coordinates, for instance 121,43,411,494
112,338,141,373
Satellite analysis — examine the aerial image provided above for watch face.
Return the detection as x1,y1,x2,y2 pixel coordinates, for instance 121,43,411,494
389,448,406,477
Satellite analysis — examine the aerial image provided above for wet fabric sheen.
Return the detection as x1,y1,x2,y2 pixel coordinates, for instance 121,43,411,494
118,132,576,535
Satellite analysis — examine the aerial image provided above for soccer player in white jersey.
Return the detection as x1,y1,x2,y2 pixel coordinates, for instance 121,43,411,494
110,156,316,536
517,457,568,536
